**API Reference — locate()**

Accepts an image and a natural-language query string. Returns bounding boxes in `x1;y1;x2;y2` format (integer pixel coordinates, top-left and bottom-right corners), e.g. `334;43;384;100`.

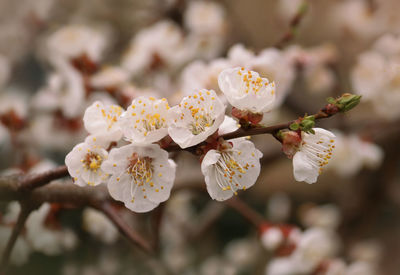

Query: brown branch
225;197;265;227
188;202;226;241
98;202;154;254
151;203;165;251
19;165;69;191
275;1;309;49
0;202;33;272
220;109;331;141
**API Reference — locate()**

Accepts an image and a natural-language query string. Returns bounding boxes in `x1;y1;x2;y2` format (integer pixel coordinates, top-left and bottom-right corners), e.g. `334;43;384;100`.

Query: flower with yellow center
201;138;262;201
83;101;124;145
218;67;276;113
292;128;336;184
120;96;170;145
65;138;109;187
168;89;225;148
101;144;176;213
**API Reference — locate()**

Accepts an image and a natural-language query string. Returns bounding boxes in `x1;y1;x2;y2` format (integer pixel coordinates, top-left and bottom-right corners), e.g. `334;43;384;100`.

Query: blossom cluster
65;66;338;213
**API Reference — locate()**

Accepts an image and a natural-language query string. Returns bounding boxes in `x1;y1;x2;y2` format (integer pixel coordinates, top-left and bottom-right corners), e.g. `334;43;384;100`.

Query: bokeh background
0;0;400;274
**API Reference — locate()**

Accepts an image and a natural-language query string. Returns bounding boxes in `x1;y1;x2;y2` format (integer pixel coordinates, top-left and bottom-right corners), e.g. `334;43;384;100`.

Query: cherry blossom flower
201;138;262;201
184;1;226;35
218;67;276;113
46;24;109;63
90;66;130;90
25;203;78;255
168;89;225;148
32;61;85;118
291;228;339;273
82;208;118;244
83;101;123;143
292;128;336;184
120;96;169;144
101;144;176;213
121;21;188;75
328;131;383;177
0;226;31;266
65;137;109;187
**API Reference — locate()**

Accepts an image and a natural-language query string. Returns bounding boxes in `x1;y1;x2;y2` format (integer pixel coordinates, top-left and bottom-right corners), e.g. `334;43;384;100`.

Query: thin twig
0;202;33;272
275;1;309;49
225;197;265;227
19;165;69;191
188;202;226;241
151;203;165;251
99;202;154;254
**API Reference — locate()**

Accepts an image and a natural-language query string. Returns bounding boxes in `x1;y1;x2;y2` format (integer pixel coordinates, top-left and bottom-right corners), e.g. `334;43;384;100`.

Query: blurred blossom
45;24;110;65
328;131;384;177
26;203;78;255
300;204;341;230
0;226;31;266
82;208;118;244
184;1;226;35
121;20;188;76
224;238;260;268
352;34;400;120
349;240;382;265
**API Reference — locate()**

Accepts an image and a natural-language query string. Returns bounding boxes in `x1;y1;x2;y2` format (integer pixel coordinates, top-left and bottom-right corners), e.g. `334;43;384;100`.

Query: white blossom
46;24;109;63
90;66;130;89
346;261;376;275
265;257;296;275
32;62;85;118
26;203;78;255
261;227;284;250
201;138;262;201
352;34;400;120
248;48;295;106
120;96;169;144
218;67;276;113
291;228;339;273
168;89;225;148
301;204;341;230
292;128;336;184
101;144;176;213
328;131;383;177
82;208;118;244
184;1;225;35
122;21;188;75
83;101;123;143
65;138;109;187
0;226;31;266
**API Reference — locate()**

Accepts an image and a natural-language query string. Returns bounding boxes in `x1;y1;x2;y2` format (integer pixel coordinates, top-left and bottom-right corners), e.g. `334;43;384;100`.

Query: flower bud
326;93;361;113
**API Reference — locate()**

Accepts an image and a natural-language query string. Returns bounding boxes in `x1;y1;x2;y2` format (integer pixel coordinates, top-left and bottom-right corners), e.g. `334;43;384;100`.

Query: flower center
214;150;249;194
301;138;335;174
237;68;272;95
100;105;122;130
126;153;154;203
189;108;214;135
139;113;166;135
82;152;102;172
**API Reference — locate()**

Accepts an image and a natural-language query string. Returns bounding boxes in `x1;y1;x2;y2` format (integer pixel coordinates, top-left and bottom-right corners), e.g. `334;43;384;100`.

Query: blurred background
0;0;399;274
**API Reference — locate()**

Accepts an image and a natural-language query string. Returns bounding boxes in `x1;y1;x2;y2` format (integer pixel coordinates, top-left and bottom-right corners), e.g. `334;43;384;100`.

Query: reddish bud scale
53;111;83;132
70;53;99;75
231;107;263;125
281;131;302;159
0;110;26;132
44;203;63;230
322;103;339;115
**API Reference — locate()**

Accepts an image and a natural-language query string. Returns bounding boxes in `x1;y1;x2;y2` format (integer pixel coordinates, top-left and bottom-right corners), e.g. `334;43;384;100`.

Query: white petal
293;151;318;184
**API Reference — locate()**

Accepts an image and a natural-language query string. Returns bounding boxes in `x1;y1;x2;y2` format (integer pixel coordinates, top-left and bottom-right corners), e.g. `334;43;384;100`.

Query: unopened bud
326;93;361;113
